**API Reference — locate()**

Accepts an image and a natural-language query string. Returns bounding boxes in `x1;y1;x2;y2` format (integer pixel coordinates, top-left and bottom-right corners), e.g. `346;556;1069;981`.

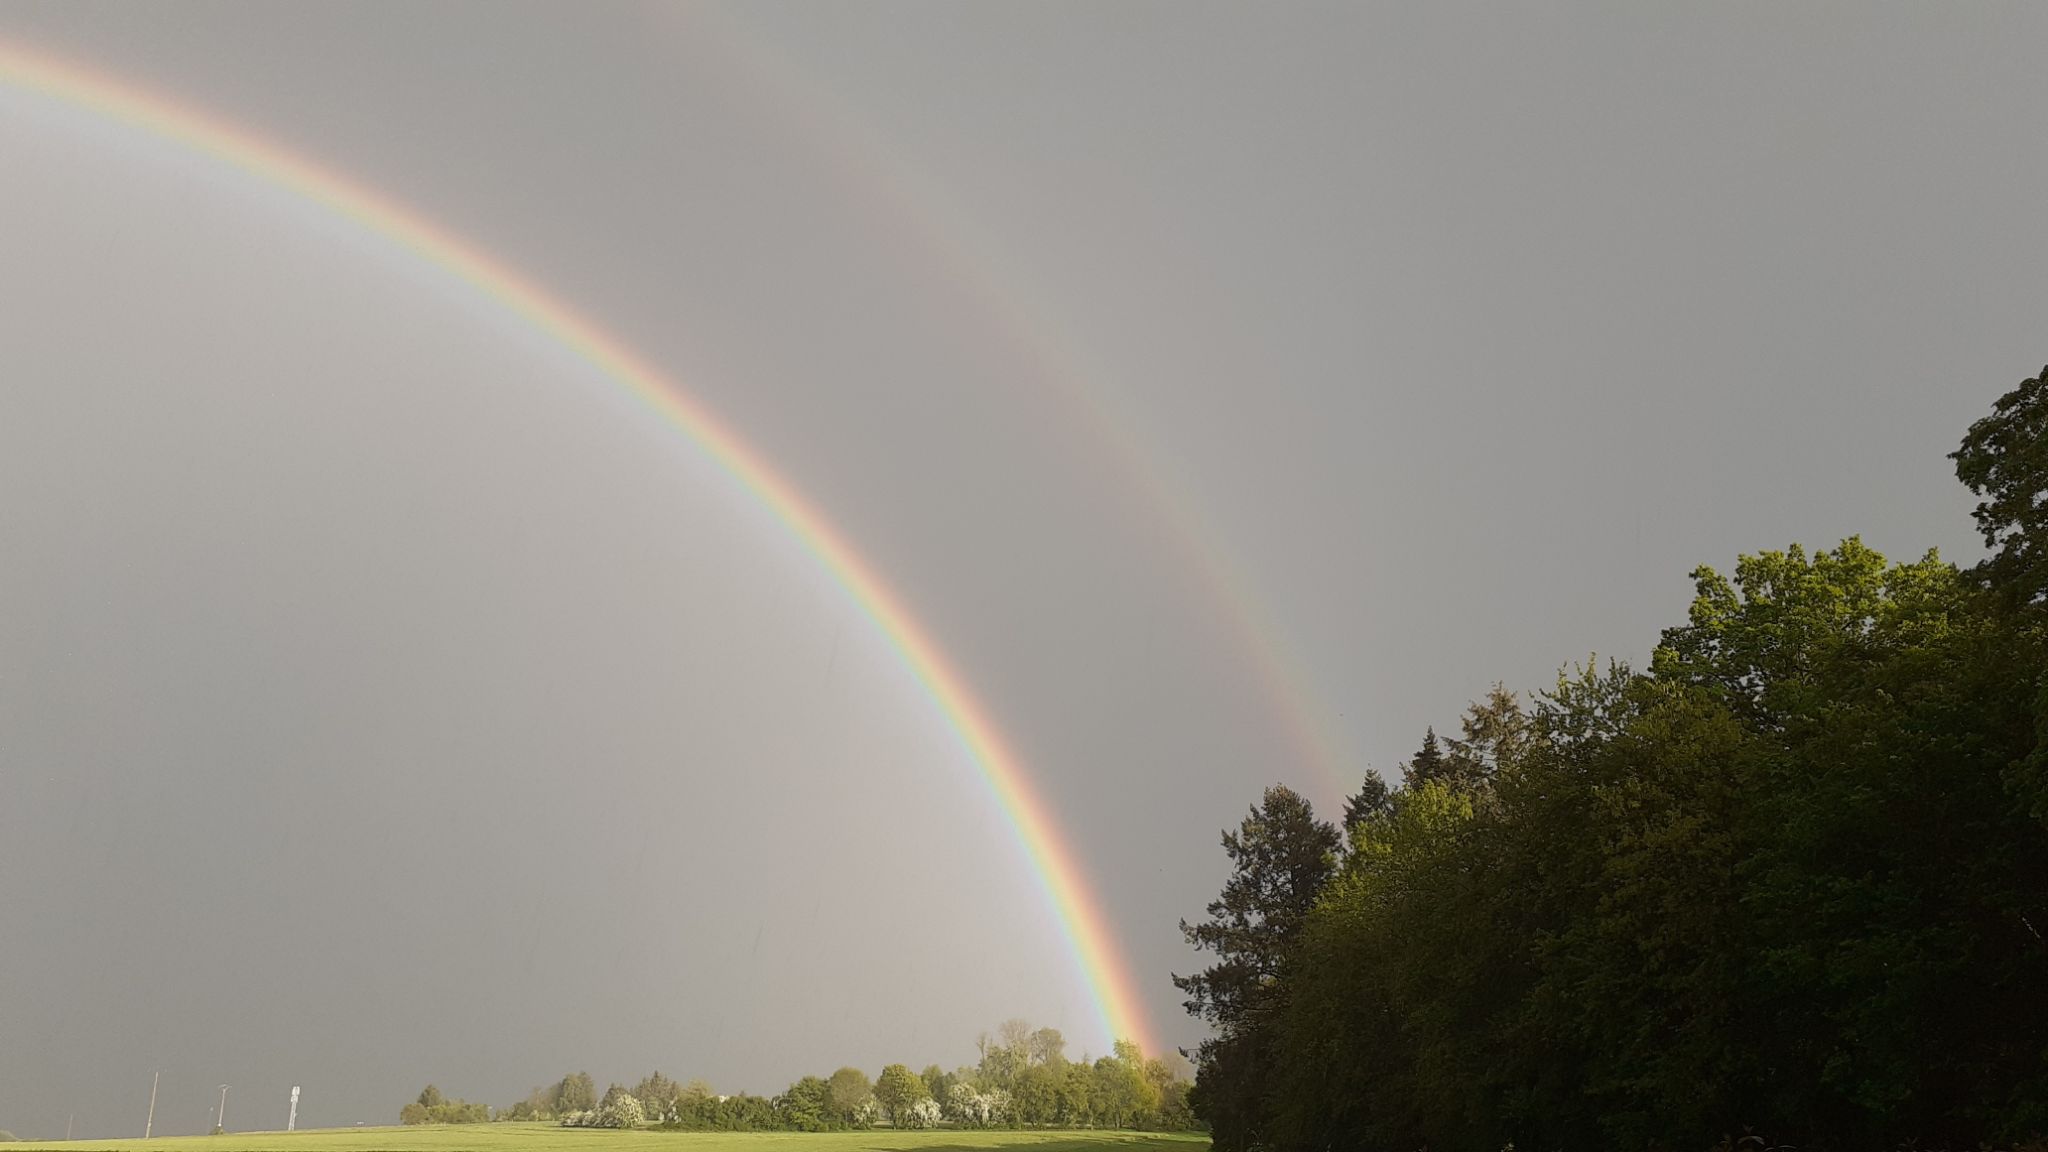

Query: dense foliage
398;1085;489;1125
398;1017;1193;1132
1180;366;2048;1150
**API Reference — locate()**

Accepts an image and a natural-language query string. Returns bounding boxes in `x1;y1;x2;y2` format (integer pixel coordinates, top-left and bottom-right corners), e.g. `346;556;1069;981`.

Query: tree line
1177;366;2048;1151
400;1017;1194;1132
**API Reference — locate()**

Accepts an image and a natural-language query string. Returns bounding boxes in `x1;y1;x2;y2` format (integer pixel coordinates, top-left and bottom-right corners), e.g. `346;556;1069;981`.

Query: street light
216;1086;229;1134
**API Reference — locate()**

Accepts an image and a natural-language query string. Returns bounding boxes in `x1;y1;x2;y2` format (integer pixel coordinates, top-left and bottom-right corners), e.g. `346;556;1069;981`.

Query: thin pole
145;1071;159;1138
216;1085;230;1133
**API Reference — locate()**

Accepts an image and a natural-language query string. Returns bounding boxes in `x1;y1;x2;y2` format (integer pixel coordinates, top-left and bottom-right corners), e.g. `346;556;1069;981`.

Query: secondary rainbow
684;7;1359;808
0;40;1155;1055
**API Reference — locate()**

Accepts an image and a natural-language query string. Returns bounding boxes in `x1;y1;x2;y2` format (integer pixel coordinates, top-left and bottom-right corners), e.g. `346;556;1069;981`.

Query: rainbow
683;7;1359;808
0;39;1155;1055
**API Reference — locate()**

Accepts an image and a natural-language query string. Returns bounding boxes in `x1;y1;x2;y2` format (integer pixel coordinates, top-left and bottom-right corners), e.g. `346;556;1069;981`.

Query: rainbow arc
0;39;1154;1056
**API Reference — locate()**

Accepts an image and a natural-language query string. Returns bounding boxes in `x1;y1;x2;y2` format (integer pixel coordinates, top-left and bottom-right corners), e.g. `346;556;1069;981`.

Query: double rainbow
0;40;1154;1056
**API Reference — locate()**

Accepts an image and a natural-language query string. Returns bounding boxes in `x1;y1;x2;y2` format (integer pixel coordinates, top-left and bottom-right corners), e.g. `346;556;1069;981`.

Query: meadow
7;1124;1208;1152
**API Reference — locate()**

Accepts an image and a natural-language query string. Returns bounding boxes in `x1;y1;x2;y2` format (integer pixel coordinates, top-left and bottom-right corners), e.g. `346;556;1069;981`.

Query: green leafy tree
872;1064;928;1126
631;1072;679;1121
1144;1055;1196;1131
1027;1026;1066;1067
774;1076;834;1131
400;1085;490;1125
825;1067;872;1126
917;1065;952;1111
1955;364;2048;602
551;1072;596;1116
1012;1062;1061;1125
1090;1041;1160;1129
1056;1060;1095;1126
1262;417;2048;1152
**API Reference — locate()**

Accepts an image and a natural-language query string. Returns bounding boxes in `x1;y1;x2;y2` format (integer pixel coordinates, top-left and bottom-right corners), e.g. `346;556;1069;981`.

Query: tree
505;1085;554;1121
1145;1055;1196;1130
1398;727;1449;788
903;1097;942;1129
918;1065;953;1110
872;1064;928;1126
775;1076;834;1131
1261;490;2048;1149
1057;1060;1095;1126
1342;771;1391;833
1013;1062;1061;1125
1954;364;2048;602
1092;1042;1160;1129
825;1067;872;1126
1175;785;1340;1150
551;1072;596;1116
631;1072;680;1121
1028;1026;1067;1067
400;1086;489;1125
947;1082;1010;1127
1442;683;1529;791
592;1092;643;1129
978;1039;1023;1090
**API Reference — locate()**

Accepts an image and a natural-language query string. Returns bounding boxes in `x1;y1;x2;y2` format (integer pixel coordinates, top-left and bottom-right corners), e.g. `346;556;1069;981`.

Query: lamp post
216;1086;229;1133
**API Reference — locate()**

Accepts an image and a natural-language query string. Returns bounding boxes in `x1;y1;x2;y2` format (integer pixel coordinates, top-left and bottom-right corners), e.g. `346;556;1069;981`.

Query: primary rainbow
0;40;1155;1056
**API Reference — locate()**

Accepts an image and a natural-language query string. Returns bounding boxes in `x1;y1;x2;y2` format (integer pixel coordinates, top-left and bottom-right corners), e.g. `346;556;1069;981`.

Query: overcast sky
2;1;2043;1139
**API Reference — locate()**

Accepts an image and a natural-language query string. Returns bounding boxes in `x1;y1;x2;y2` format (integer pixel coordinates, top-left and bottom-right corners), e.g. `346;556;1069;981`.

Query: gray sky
1;1;2042;1139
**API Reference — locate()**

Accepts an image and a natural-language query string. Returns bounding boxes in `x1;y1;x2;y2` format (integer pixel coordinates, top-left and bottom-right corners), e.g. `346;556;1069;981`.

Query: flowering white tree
946;1083;1012;1128
946;1082;980;1125
903;1097;943;1129
593;1094;644;1129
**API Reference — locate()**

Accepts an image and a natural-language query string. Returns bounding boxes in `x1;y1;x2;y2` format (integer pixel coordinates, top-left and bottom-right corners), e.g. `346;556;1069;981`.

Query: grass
6;1123;1208;1152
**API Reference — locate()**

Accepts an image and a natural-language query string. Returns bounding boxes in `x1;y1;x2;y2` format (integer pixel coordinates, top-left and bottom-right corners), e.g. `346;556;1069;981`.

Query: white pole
217;1085;230;1133
287;1087;300;1133
145;1071;159;1138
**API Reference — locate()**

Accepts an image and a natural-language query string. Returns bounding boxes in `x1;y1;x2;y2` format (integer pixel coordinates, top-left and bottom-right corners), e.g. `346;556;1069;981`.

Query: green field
6;1125;1207;1152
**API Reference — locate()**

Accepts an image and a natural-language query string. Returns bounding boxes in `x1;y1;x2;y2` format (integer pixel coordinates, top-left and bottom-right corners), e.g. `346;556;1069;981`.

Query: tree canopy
1184;367;2048;1150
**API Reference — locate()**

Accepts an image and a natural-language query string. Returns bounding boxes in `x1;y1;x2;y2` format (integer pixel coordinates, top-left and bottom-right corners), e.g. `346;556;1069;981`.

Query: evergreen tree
1398;728;1449;789
1341;772;1391;833
1175;785;1339;1151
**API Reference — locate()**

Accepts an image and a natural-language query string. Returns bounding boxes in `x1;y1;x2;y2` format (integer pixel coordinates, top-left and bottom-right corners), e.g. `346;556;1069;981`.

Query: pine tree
1175;786;1339;1151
